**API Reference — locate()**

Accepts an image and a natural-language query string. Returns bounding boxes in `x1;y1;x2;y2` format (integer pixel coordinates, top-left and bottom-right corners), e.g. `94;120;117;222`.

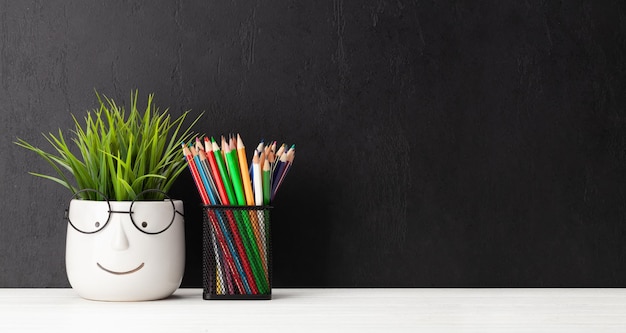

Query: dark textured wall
1;1;626;287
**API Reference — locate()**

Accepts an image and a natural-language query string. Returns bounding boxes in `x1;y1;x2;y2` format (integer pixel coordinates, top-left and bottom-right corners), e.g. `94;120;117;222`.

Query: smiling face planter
65;197;185;301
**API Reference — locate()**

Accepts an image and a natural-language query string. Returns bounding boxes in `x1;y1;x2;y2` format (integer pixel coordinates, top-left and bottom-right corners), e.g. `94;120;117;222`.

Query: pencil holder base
202;292;272;300
202;205;272;300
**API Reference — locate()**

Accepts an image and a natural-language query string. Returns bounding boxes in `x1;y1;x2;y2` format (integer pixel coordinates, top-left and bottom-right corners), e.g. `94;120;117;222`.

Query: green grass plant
15;90;201;201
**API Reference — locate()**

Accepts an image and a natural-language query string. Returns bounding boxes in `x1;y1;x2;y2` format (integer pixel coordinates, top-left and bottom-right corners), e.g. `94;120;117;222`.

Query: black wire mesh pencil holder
202;205;272;300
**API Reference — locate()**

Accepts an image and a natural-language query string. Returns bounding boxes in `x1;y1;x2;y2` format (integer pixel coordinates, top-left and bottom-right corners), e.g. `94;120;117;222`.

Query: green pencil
262;160;271;205
224;136;247;206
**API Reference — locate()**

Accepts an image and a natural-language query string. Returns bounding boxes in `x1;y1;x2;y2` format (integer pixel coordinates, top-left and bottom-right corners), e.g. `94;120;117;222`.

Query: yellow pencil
236;133;255;206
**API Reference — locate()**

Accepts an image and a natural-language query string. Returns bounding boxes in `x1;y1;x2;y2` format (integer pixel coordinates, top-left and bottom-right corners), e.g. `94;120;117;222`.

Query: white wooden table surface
1;288;625;332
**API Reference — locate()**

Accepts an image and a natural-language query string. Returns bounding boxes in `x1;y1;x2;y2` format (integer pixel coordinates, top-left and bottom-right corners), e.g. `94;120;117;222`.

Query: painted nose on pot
110;217;130;251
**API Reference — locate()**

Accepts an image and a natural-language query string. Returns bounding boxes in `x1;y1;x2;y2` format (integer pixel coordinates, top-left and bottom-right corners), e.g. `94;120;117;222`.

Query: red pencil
204;137;230;205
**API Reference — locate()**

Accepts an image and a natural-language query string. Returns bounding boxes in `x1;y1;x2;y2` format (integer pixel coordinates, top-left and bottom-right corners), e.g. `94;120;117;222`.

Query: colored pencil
237;133;255;206
272;143;284;175
191;146;219;206
248;140;264;176
224;136;246;206
252;151;263;206
204;137;228;204
182;144;210;205
272;144;295;201
245;147;267;277
271;151;288;201
262;159;271;205
195;138;219;202
252;151;268;272
212;138;237;205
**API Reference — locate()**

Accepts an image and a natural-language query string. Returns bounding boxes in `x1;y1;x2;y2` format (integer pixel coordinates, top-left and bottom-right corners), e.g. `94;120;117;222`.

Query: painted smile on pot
97;262;145;275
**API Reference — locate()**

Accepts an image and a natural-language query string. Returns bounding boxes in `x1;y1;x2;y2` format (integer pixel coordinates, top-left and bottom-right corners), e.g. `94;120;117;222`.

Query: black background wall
1;1;626;288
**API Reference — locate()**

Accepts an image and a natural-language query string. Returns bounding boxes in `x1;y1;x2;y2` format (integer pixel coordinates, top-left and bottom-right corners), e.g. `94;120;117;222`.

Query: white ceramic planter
65;199;185;301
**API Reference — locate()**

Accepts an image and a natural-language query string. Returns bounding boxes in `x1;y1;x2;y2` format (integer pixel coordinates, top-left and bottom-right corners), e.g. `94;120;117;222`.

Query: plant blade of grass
27;172;76;192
